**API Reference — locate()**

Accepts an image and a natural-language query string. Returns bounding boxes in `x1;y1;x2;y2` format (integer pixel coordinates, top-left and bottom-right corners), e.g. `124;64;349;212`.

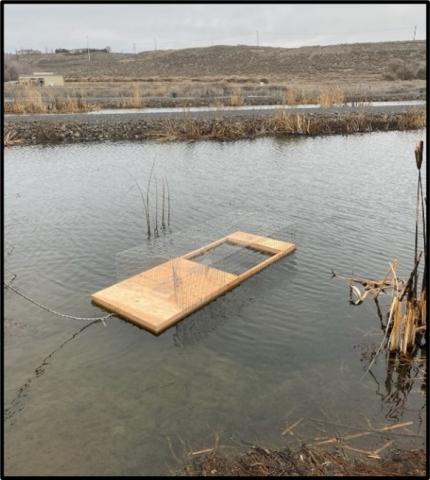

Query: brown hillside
7;41;426;82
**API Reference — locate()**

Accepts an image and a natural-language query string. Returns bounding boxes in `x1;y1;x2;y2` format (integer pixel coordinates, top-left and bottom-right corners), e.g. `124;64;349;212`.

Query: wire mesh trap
92;211;297;334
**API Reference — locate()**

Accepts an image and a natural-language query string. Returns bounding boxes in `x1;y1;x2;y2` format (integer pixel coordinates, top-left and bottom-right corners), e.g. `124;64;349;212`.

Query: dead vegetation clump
184;445;426;476
4;129;23;147
333;142;426;358
228;93;245;107
176;415;425;476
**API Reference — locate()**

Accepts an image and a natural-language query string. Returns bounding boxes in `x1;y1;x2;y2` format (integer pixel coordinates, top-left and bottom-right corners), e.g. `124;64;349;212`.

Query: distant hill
6;41;426;82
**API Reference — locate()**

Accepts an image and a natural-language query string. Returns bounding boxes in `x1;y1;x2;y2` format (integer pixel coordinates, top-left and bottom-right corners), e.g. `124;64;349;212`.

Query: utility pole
256;30;260;47
86;35;91;62
413;25;417;41
154;38;158;51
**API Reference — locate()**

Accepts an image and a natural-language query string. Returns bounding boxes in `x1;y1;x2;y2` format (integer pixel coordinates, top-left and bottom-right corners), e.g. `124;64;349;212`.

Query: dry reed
229;93;244;107
319;85;346;107
117;83;146;108
333;141;426;356
4;129;23;147
283;87;305;106
4;85;95;113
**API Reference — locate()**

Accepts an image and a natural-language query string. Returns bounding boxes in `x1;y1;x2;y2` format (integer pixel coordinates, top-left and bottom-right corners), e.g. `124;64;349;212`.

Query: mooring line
4;278;116;424
4;282;114;324
5;319;101;424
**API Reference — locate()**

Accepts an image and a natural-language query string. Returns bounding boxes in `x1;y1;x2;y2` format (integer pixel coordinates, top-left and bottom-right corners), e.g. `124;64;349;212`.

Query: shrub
384;60;424;81
4;58;32;82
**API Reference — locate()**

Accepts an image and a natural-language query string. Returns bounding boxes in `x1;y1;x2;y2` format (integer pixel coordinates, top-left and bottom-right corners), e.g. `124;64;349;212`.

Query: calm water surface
4;131;426;475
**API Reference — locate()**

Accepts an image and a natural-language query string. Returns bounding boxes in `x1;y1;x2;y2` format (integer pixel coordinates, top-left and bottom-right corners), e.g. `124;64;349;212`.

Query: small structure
92;231;296;334
18;72;64;87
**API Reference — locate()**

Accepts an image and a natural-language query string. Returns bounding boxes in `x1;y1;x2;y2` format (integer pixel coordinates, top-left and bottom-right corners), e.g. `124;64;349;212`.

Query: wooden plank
91;231;296;334
226;231;294;254
182;236;228;259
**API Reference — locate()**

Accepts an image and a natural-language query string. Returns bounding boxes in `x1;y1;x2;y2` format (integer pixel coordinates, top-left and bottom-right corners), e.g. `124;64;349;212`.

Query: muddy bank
184;445;426;476
5;108;425;146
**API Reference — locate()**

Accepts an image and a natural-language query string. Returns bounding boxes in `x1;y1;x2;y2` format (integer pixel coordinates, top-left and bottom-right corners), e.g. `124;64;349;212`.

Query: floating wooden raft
91;231;296;334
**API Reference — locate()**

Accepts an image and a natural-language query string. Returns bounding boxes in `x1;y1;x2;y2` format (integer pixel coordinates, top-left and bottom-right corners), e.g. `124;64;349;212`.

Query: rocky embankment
4;106;426;146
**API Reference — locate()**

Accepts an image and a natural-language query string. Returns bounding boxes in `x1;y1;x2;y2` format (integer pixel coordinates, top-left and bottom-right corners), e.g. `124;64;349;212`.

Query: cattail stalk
166;178;171;227
144;158;156;238
154;175;159;236
161;178;166;230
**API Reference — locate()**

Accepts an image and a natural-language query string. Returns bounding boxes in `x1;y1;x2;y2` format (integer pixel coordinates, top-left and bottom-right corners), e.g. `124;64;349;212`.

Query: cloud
4;3;426;53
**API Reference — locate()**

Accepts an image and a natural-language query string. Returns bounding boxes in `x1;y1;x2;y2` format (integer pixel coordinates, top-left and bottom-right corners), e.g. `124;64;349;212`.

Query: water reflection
357;341;426;422
383;351;427;422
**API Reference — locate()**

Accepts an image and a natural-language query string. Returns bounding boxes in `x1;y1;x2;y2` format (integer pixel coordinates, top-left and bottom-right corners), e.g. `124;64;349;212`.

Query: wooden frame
91;231;296;334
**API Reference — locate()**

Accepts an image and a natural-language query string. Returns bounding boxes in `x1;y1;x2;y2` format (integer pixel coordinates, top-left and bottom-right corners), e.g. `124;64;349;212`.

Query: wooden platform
91;231;296;334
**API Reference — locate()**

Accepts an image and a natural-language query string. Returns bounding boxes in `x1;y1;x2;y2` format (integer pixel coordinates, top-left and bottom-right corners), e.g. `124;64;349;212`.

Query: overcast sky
4;3;426;53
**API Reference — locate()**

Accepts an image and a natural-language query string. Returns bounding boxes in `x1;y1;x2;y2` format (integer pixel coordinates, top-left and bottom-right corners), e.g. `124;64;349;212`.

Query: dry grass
4;86;44;113
319;85;346;107
282;86;320;106
283;87;304;106
4;76;425;113
154;110;425;142
229;94;245;107
283;85;350;107
117;83;146;108
4;85;95;113
270;111;312;134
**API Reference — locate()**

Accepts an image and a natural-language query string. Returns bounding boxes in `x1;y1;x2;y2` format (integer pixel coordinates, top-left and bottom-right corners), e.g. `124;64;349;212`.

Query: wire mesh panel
93;210;297;334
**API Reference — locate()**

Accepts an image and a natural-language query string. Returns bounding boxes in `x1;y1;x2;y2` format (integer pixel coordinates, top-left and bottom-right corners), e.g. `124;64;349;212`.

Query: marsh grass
228;91;245;107
319;85;346;107
281;87;313;106
270;111;312;134
4;85;95;113
5;108;425;146
283;87;304;106
117;83;146;108
158;110;425;141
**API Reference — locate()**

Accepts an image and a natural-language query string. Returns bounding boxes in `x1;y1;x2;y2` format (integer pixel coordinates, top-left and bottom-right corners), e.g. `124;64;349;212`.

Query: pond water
4;130;426;475
88;99;426;114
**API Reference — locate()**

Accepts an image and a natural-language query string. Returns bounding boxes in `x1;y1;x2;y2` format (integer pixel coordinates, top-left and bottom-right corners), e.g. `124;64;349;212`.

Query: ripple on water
4;130;426;475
